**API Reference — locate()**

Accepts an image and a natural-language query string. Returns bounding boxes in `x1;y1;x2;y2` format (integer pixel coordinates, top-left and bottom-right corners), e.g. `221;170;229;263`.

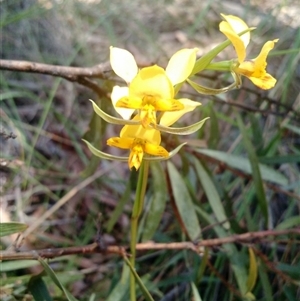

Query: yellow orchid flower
110;47;200;127
107;116;168;170
219;14;278;90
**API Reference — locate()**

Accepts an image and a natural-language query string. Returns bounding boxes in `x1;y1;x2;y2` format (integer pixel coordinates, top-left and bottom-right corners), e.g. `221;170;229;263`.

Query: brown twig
0;60;110;79
0;59;111;97
1;229;299;261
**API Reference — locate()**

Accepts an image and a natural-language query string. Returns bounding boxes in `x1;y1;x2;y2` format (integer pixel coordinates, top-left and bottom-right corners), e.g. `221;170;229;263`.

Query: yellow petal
253;39;278;74
219;14;250;63
221;14;250;48
139;106;157;128
152;98;184;111
110;46;138;83
165;48;198;85
129;65;174;100
111;85;135;119
144;142;169;157
248;73;277;90
120;116;161;145
160;98;201;127
116;96;143;109
128;144;144;170
107;137;133;149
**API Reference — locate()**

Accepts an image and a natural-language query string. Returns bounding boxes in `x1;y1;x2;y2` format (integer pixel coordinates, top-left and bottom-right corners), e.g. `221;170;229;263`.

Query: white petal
110;47;138;83
165;48;198;85
111;86;135;120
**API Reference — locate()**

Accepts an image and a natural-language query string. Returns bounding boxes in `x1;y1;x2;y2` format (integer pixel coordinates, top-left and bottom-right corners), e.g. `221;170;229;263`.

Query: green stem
130;161;150;301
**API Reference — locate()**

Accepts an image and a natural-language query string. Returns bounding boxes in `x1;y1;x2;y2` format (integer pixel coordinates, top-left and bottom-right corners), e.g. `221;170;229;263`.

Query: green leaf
123;256;155;301
156;117;209;135
191;282;202;301
282;123;300;135
90;99;139;126
0;222;28;237
167;161;201;240
0;260;40;272
38;258;79;301
237;114;268;225
195;149;288;186
191;28;254;74
83;139;188;163
275;216;300;230
187;78;237;95
195;206;248;294
28;276;53;301
141;162;168;242
91;98;209;135
246;248;258;294
106;263;130;301
193;158;230;229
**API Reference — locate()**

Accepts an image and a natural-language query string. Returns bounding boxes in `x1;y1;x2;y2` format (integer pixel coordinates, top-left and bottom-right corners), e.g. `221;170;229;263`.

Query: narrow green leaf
83;139;188;162
28;276;53;301
275;216;300;230
167;161;201;240
105;179;132;233
0;222;28;237
156;117;209;135
282;123;300;135
90;99;139;125
82;139;128;162
187;78;237;95
38;258;79;301
207;104;220;149
0;260;40;272
246;248;258;293
91;98;209;135
142;162;168;242
123;256;155;301
258;265;273;301
193;158;230;229
106;263;130;301
191;282;202;301
195;206;248;294
237;114;268;225
196;247;209;283
195;149;288;186
259;155;300;164
191;28;254;74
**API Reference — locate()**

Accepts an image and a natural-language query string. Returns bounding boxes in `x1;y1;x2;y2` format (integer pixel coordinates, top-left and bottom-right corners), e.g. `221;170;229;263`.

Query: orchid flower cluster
84;14;278;170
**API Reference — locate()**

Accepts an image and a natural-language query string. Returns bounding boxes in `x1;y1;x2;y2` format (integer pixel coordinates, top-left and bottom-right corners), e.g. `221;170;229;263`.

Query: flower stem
130;161;150;301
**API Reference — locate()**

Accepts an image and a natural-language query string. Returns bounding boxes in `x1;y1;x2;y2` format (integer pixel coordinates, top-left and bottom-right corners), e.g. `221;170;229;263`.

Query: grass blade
167;161;201;241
